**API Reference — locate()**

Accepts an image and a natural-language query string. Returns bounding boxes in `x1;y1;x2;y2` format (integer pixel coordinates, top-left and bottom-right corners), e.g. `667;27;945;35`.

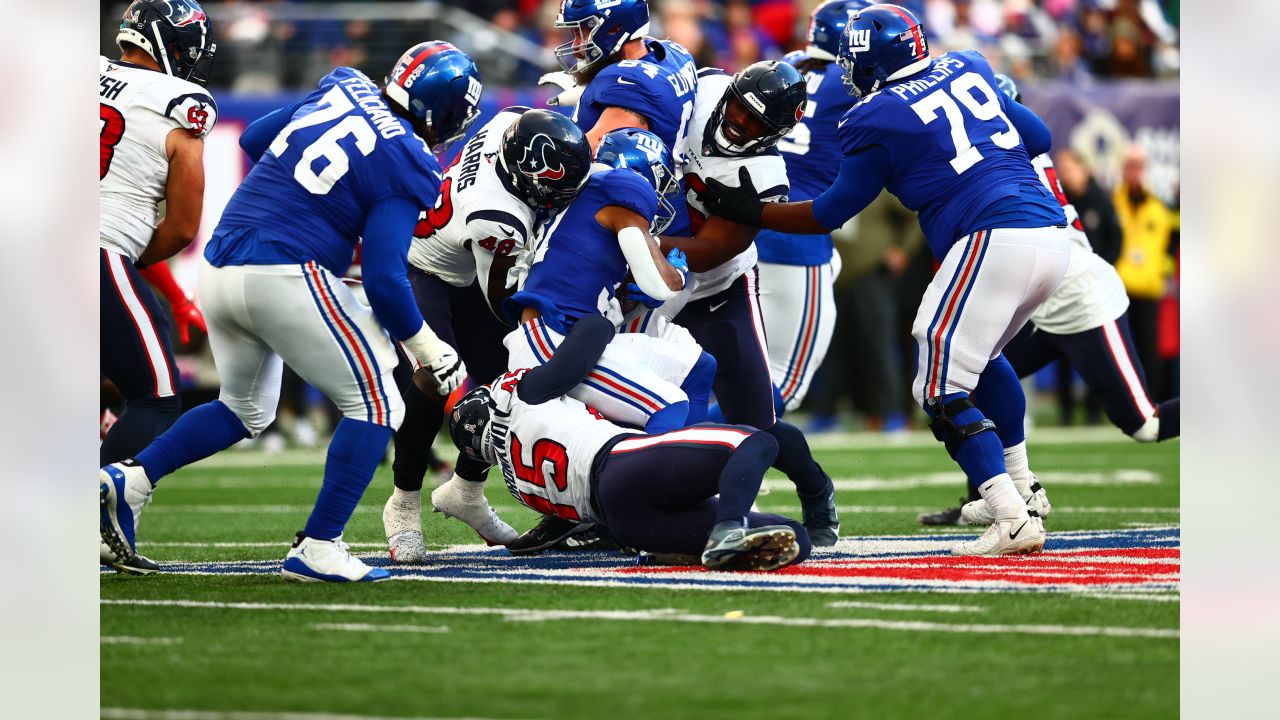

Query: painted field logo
129;527;1179;596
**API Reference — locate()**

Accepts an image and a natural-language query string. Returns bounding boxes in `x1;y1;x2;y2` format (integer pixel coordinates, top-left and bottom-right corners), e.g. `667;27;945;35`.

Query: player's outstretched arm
1003;100;1053;158
518;314;614;405
598;205;687;301
139;128;205;266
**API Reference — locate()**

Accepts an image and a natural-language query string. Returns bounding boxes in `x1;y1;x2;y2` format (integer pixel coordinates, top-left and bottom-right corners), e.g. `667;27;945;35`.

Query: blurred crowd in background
99;0;1181;447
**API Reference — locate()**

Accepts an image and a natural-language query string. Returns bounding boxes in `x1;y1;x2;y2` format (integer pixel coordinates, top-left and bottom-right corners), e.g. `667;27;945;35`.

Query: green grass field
101;427;1179;720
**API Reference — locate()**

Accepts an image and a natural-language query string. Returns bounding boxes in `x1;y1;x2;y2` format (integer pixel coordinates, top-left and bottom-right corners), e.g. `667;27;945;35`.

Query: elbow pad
617;226;679;302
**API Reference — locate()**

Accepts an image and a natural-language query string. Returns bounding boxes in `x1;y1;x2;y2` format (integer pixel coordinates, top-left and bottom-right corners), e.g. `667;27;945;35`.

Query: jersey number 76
910;72;1020;175
268;86;377;194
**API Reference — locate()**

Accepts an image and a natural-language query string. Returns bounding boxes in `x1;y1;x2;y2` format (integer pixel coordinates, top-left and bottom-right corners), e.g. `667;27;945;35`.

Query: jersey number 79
910;72;1020;175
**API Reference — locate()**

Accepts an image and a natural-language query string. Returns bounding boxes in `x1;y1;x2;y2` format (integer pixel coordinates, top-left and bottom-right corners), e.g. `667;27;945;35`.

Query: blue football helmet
993;73;1021;104
594;128;678;234
554;0;651;75
384;41;483;150
836;4;931;97
806;0;871;62
116;0;217;86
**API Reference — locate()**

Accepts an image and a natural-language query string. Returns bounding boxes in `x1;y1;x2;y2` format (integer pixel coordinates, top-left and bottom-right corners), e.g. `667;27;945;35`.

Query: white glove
539;70;584;108
403;324;467;395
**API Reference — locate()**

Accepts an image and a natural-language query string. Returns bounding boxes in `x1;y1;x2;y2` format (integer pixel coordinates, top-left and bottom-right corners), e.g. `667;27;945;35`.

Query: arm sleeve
517;314;614;404
1005;100;1052;158
360;196;427;341
812;145;892;230
239;101;303;162
618;226;678;301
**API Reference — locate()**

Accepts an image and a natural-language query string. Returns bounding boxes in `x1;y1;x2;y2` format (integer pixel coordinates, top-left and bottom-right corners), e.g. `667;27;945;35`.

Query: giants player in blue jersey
698;5;1071;556
755;1;867;412
100;42;483;582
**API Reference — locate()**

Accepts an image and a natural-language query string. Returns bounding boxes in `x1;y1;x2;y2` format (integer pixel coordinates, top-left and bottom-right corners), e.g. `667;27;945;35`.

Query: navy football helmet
498;109;593;211
595;128;678;234
806;0;872;62
385;41;483;150
706;61;807;156
836;3;931;97
116;0;217;86
554;0;651;75
994;73;1022;104
449;386;495;464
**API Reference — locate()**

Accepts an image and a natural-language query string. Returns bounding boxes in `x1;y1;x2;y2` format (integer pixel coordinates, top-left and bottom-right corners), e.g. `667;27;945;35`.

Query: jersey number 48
910;72;1020;175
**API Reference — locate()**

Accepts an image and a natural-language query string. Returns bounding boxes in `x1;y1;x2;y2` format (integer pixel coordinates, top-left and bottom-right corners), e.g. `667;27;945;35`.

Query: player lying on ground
442;313;812;571
384;108;594;564
100;42;481;582
919;74;1179;526
696;4;1069;556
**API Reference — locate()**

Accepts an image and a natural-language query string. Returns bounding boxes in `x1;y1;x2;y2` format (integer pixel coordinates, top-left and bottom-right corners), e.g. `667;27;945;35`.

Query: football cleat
799;475;841;547
383;492;428;564
701;522;800;572
100;460;156;574
553;524;622;552
949;512;1045;556
960;477;1052;525
506;515;592;556
918;499;966;526
281;533;390;583
430;477;518;546
100;541;159;575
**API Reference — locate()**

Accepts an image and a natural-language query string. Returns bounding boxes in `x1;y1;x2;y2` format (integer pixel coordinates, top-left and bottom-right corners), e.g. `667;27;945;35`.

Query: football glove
539;71;584;108
403;327;467;395
171;298;206;344
666;247;690;287
698;167;765;226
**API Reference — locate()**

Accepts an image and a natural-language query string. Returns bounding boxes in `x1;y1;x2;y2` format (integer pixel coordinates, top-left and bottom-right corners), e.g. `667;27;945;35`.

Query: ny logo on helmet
847;27;871;54
518;134;567;181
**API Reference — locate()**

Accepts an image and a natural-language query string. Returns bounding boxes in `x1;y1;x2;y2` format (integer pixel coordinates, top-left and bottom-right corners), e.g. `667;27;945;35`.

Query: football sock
714;432;779;524
766;421;829;498
134;400;250;485
391;382;444;493
303;418;394;541
977;473;1025;520
705;402;725;423
1156;398;1179;441
645;400;689;434
680;351;718;425
971;354;1026;448
100;394;181;466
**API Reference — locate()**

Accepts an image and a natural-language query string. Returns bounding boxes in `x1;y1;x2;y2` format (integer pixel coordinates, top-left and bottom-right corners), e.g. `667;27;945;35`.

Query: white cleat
431;477;518;546
383;492;429;564
950;512;1045;556
100;460;158;574
961;475;1052;525
281;534;390;583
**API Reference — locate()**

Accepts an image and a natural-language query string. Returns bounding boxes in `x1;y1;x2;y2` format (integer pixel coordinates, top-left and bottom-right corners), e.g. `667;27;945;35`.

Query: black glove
697;166;765;227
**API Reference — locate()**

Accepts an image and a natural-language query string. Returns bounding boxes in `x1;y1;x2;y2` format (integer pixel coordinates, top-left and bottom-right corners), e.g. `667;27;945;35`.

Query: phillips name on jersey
408;108;537;302
99;56;217;262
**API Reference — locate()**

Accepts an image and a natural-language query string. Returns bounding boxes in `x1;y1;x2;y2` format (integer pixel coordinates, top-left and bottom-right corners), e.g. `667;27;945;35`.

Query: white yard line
310;623;449;634
762;469;1160;493
826;601;983;613
100;636;183;646
146;504;1178;515
101;709;521;720
101;599;1176;639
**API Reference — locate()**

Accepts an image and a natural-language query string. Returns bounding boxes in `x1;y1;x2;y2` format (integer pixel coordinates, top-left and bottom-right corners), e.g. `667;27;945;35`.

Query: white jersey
99;56;217;262
407;110;536;302
680;71;790;301
485;369;639;523
1029;154;1129;335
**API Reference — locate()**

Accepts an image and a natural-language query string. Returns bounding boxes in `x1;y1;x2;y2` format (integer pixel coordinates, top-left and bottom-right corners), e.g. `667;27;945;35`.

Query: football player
100;42;481;581
99;0;216;471
383;108;594;563
755;1;868;412
697;5;1070;556
647;61;843;548
919;75;1180;525
445;314;812;571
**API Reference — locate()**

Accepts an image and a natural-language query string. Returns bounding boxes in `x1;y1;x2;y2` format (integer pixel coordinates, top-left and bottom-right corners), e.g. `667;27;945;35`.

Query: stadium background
98;0;1181;446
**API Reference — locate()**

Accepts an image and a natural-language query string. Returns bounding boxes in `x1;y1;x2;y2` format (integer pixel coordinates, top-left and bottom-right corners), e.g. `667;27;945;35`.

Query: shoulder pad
697;67;729;79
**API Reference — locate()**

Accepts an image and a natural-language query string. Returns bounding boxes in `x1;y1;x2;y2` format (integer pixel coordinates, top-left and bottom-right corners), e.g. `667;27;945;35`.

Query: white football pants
757;256;839;411
198;260;404;436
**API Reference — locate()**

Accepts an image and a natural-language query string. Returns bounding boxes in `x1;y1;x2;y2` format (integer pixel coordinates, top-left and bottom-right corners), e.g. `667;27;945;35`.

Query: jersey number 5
100;103;126;180
910;73;1019;175
268;85;377;195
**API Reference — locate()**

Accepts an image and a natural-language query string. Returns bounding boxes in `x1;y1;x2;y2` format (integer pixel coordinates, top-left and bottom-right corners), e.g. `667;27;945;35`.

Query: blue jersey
206;67;442;275
836;50;1064;258
573;39;697;156
506;169;657;334
756;60;858;267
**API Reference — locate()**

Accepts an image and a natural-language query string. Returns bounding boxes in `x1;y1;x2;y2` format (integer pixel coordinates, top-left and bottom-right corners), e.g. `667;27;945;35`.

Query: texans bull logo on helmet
167;0;208;27
516;133;567;181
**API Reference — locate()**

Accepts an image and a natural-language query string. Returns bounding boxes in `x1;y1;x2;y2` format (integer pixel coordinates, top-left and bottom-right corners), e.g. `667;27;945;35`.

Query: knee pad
924;395;997;458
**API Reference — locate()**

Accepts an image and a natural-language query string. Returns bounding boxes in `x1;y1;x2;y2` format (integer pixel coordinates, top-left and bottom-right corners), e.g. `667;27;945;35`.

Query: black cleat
799;474;840;547
552;524;621;551
507;515;594;556
918;498;967;526
701;522;799;572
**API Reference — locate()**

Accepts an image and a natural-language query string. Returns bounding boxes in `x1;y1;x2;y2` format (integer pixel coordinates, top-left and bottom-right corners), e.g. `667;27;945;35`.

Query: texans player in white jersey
637;62;843;548
443;314;812;571
382;108;594;563
99;0;216;573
